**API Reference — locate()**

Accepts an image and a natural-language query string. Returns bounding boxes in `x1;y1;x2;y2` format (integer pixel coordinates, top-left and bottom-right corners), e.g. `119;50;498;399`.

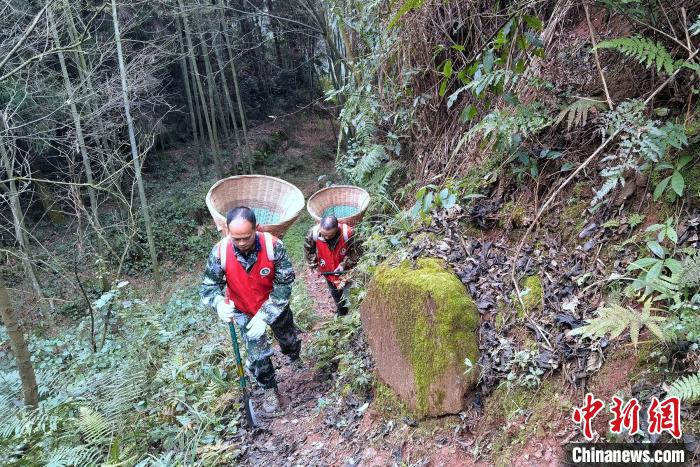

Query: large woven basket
206;175;305;238
306;185;370;226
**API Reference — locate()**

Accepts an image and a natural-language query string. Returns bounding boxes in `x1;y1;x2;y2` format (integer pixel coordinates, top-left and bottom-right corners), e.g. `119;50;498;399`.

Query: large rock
360;258;480;417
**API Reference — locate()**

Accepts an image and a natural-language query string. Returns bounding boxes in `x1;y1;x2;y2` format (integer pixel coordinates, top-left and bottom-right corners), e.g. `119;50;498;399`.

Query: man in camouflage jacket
200;206;301;413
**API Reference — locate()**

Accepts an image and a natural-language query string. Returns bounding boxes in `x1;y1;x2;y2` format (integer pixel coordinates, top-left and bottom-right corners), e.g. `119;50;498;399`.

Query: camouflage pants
325;279;349;316
232;305;301;389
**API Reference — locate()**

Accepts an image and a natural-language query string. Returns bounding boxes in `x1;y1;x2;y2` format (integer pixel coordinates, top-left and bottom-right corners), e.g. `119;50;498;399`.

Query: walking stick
225;300;257;429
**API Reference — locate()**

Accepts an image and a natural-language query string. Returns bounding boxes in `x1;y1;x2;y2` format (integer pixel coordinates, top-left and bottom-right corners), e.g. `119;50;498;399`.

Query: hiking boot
262;387;282;414
244;358;254;379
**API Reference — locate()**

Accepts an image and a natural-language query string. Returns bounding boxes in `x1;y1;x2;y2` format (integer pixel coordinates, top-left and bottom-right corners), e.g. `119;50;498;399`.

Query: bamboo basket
206;175;305;238
306;185;370;226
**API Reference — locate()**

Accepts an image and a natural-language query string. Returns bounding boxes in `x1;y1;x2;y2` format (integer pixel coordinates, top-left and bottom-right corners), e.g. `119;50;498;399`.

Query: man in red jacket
304;215;359;316
200;206;301;414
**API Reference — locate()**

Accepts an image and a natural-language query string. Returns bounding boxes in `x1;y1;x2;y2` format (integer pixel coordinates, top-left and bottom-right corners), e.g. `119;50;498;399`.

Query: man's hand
216;299;235;323
333;264;344;273
246;313;267;340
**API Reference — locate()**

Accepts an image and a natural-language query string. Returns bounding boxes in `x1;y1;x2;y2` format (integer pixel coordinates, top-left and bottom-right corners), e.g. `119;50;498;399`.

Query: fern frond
352;144;387;182
364;160;400;197
680;252;700;289
568;302;668;345
81;366;147;421
78;406;112;445
45;444;103;467
595;36;680;74
690;15;700;36
667;373;700;402
555;97;607;130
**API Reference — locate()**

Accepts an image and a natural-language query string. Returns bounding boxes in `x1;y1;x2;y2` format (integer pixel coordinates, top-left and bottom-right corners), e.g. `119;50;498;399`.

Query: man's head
319;215;339;241
226;206;257;252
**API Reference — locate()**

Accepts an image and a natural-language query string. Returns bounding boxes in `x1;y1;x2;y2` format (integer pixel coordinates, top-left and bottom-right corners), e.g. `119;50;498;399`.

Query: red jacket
315;223;353;287
219;232;276;316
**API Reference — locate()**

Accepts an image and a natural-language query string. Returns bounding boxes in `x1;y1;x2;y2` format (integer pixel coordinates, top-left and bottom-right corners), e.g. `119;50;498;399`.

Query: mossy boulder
360;258;480;417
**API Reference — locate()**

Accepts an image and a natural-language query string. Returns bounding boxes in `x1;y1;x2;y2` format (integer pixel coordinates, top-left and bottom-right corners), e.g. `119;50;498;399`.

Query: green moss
561;196;588;236
494;298;509;330
683;162;700;204
373;258;480;415
485;380;572;466
373;381;410;417
500;201;528;228
511;275;543;319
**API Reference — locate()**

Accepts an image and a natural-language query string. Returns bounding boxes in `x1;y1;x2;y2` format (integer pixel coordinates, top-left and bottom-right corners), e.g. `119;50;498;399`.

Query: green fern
568;301;667;346
679;252;700;290
554;97;607;130
365;160;400;197
352;144;387;180
44;445;102;467
595;35;680;74
667;373;700;402
690;15;700;36
78;407;112;445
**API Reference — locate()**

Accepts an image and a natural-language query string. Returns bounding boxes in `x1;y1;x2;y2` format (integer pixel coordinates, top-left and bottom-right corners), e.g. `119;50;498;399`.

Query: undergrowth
0;284;243;465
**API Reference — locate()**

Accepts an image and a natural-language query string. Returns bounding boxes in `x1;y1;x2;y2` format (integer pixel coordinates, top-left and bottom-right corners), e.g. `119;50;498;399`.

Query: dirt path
223;116;485;466
218;114;573;466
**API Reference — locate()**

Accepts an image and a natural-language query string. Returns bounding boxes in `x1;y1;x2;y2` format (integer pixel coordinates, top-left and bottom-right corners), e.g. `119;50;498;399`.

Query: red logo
609;396;641;436
572;393;605;440
573;394;682;440
647;396;682;439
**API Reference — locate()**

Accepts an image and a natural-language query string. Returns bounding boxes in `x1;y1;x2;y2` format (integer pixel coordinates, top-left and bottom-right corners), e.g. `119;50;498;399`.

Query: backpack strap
263;232;275;261
219;237;229;272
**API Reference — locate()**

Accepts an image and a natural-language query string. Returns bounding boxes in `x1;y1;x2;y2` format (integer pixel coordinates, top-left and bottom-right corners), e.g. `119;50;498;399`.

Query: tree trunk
49;8;115;258
0;131;49;317
266;0;284;68
0;276;38;408
111;0;160;282
62;0;112;155
199;29;230;144
220;0;254;171
212;29;243;165
178;0;224;178
174;13;205;179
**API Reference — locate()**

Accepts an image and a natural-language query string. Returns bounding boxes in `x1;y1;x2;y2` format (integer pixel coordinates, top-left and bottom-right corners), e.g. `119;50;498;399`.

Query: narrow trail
166;114;567;466
220;115;370;465
224;116;483;466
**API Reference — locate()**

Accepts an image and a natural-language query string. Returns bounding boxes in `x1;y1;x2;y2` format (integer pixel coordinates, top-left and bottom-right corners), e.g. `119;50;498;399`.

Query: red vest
315;223;353;286
220;232;276;317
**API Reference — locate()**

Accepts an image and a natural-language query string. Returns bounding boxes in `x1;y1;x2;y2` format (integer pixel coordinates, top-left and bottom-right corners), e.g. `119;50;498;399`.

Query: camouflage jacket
303;226;359;271
199;234;295;325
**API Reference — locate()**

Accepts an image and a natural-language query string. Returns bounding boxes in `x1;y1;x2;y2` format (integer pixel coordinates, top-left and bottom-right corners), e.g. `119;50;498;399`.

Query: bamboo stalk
111;0;160;282
178;0;224;178
175;12;205;178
